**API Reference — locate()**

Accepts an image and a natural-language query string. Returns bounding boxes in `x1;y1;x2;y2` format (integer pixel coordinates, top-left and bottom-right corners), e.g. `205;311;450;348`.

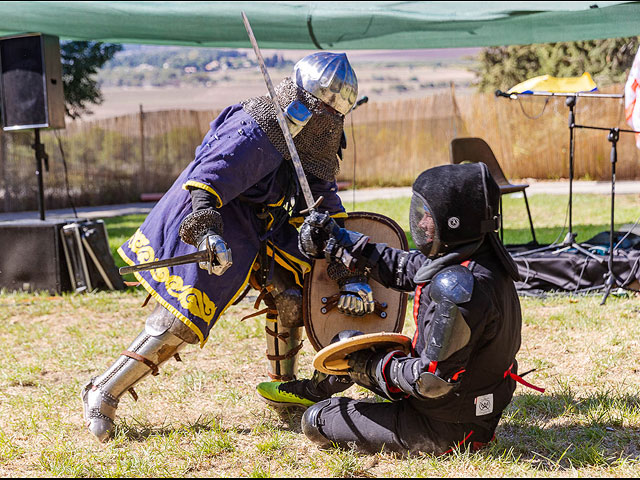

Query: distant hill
98;45;292;87
97;45;480;88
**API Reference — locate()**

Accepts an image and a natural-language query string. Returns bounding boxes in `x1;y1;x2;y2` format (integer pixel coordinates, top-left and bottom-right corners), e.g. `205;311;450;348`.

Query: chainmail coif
241;77;343;182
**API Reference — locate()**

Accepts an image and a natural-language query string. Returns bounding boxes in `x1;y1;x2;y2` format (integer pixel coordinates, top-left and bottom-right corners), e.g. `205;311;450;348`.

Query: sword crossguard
299;196;324;215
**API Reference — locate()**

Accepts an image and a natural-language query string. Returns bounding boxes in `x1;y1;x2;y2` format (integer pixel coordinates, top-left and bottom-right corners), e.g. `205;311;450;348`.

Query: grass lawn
0;193;639;477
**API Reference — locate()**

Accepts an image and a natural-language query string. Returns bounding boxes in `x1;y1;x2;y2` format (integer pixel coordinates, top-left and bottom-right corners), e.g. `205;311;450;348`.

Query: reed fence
0;85;637;212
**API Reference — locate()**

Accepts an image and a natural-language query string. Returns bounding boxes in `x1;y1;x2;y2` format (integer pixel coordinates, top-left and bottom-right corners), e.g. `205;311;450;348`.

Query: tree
473;37;640;93
61;41;123;119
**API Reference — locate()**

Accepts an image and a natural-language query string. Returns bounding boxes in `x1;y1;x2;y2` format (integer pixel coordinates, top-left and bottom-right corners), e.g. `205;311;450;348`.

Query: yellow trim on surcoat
119;229;219;347
264;242;310;287
182;180;223;208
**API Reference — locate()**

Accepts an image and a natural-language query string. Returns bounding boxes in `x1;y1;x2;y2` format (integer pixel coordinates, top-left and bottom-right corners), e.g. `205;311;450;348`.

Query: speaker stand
32;128;49;221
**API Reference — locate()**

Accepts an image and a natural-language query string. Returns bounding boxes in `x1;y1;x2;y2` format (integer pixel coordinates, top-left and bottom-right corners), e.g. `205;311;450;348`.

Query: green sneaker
256;380;318;408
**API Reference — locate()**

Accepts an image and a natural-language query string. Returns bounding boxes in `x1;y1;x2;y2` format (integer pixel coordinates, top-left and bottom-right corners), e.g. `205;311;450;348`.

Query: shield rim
303;211;410;352
312;332;412;375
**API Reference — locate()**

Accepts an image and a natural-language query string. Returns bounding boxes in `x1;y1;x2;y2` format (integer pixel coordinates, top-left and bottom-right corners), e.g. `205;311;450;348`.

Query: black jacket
360;240;522;424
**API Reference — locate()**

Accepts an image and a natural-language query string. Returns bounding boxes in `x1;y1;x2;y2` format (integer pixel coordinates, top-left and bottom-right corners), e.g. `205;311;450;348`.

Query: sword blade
241;12;317;211
119;250;209;275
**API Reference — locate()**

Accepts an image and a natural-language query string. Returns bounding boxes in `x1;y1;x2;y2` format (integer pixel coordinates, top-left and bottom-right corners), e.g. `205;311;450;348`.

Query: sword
119;250;215;275
241;12;322;213
121;15;321;277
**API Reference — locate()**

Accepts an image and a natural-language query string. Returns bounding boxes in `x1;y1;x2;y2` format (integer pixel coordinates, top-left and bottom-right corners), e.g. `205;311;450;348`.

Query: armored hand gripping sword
120;13;320;276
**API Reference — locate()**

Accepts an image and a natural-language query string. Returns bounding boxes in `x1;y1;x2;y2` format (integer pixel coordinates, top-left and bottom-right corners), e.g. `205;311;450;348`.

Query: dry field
1;195;640;477
92;62;475;119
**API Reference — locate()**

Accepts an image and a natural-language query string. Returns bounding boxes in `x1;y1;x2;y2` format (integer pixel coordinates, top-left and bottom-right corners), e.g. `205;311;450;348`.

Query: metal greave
265;319;303;381
82;327;186;442
93;329;186;397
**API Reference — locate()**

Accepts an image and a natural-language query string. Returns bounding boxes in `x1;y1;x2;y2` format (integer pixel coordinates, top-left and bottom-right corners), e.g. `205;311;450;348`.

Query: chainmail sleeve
178;187;224;247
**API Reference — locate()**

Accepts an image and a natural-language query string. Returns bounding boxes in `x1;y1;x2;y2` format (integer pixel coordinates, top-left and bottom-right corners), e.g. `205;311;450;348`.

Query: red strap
451;369;466;381
412;283;424;349
508;371;546;393
504;364;545;393
428;361;438;374
442;430;474;455
460;260;471;268
472;434;495;452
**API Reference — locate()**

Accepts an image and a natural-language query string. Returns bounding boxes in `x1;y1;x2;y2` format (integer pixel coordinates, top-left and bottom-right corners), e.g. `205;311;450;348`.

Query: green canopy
0;1;639;49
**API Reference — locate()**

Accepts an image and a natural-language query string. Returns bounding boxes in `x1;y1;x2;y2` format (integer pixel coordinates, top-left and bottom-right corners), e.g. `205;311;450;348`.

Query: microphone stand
496;90;623;262
32;128;49;221
569;124;640;304
347;96;368;210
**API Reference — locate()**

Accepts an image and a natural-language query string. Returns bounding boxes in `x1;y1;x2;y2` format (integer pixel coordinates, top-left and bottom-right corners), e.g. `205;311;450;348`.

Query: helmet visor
409;193;438;256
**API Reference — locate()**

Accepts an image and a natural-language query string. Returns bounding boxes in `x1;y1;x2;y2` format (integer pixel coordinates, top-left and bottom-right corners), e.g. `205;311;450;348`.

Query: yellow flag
507;72;597;94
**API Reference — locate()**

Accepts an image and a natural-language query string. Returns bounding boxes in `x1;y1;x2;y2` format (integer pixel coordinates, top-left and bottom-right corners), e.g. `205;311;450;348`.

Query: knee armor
82;304;194;442
262;265;305;381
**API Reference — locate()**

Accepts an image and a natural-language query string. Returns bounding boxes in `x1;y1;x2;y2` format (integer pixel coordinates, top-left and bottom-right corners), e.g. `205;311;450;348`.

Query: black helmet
409;163;519;280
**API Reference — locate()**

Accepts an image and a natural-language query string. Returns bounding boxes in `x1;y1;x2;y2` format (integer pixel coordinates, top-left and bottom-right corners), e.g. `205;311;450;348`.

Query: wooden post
449;81;457;139
139;104;145;195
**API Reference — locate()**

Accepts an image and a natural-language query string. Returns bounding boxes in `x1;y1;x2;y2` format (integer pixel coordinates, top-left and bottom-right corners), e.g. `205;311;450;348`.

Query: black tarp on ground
508;231;640;295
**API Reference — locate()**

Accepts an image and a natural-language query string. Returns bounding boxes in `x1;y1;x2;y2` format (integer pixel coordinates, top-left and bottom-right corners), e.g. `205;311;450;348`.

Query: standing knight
81;52;373;442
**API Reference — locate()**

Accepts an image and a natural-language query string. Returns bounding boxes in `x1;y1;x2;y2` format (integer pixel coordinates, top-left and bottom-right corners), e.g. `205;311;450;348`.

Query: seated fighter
280;163;537;454
81;52;375;442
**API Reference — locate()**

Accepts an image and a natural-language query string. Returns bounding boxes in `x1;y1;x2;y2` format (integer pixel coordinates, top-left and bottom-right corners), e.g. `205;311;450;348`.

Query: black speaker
0;33;65;131
0;219;124;294
0;219;72;294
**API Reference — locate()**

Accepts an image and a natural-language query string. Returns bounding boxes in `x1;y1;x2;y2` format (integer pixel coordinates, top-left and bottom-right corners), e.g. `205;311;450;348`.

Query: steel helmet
293;52;358;115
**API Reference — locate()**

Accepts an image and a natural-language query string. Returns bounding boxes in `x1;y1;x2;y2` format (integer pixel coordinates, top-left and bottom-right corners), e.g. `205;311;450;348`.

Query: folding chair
450;137;537;244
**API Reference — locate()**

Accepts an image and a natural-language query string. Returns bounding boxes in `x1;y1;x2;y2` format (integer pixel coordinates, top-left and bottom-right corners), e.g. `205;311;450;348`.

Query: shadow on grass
491;391;640;470
115;414;252;442
265;405;305;433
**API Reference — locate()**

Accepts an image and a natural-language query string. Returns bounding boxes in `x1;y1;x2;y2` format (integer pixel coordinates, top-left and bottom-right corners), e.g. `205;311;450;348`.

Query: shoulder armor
430;265;474;304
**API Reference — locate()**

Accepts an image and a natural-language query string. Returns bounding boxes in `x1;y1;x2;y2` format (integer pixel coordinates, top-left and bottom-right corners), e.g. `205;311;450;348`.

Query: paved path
0;180;638;223
338;180;640;203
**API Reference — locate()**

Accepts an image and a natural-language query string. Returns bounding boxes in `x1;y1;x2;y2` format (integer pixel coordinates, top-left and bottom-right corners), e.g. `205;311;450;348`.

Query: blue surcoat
118;105;346;345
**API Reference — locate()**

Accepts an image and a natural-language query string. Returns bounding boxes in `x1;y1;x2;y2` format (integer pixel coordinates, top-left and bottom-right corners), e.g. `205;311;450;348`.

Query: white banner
625;47;640;148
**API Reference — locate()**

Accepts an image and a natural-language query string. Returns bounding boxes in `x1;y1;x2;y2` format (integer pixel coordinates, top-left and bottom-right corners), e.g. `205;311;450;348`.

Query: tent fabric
0;2;639;50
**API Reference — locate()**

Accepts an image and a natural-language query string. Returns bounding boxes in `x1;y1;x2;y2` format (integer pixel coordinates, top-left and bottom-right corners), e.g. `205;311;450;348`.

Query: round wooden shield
303;211;409;352
313;332;412;375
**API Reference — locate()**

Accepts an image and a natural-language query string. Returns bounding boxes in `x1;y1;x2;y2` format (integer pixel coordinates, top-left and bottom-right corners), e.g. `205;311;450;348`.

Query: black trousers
313;396;500;454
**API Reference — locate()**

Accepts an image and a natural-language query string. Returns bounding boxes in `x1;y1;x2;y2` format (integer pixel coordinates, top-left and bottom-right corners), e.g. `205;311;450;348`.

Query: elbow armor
417;265;473;398
384;265;473;400
426;265;473;362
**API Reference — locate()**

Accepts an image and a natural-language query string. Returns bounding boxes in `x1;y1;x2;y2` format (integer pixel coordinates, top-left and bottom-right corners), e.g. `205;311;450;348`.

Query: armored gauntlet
327;263;375;316
179;207;232;275
299;211;369;269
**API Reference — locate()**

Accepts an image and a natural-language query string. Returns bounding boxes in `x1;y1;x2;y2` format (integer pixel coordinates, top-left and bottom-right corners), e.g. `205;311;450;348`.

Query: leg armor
81;304;198;442
264;264;305;381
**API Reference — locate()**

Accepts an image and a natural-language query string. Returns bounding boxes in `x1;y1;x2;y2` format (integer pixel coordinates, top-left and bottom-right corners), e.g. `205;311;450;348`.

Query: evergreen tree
61;41;123;119
474;37;639;93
